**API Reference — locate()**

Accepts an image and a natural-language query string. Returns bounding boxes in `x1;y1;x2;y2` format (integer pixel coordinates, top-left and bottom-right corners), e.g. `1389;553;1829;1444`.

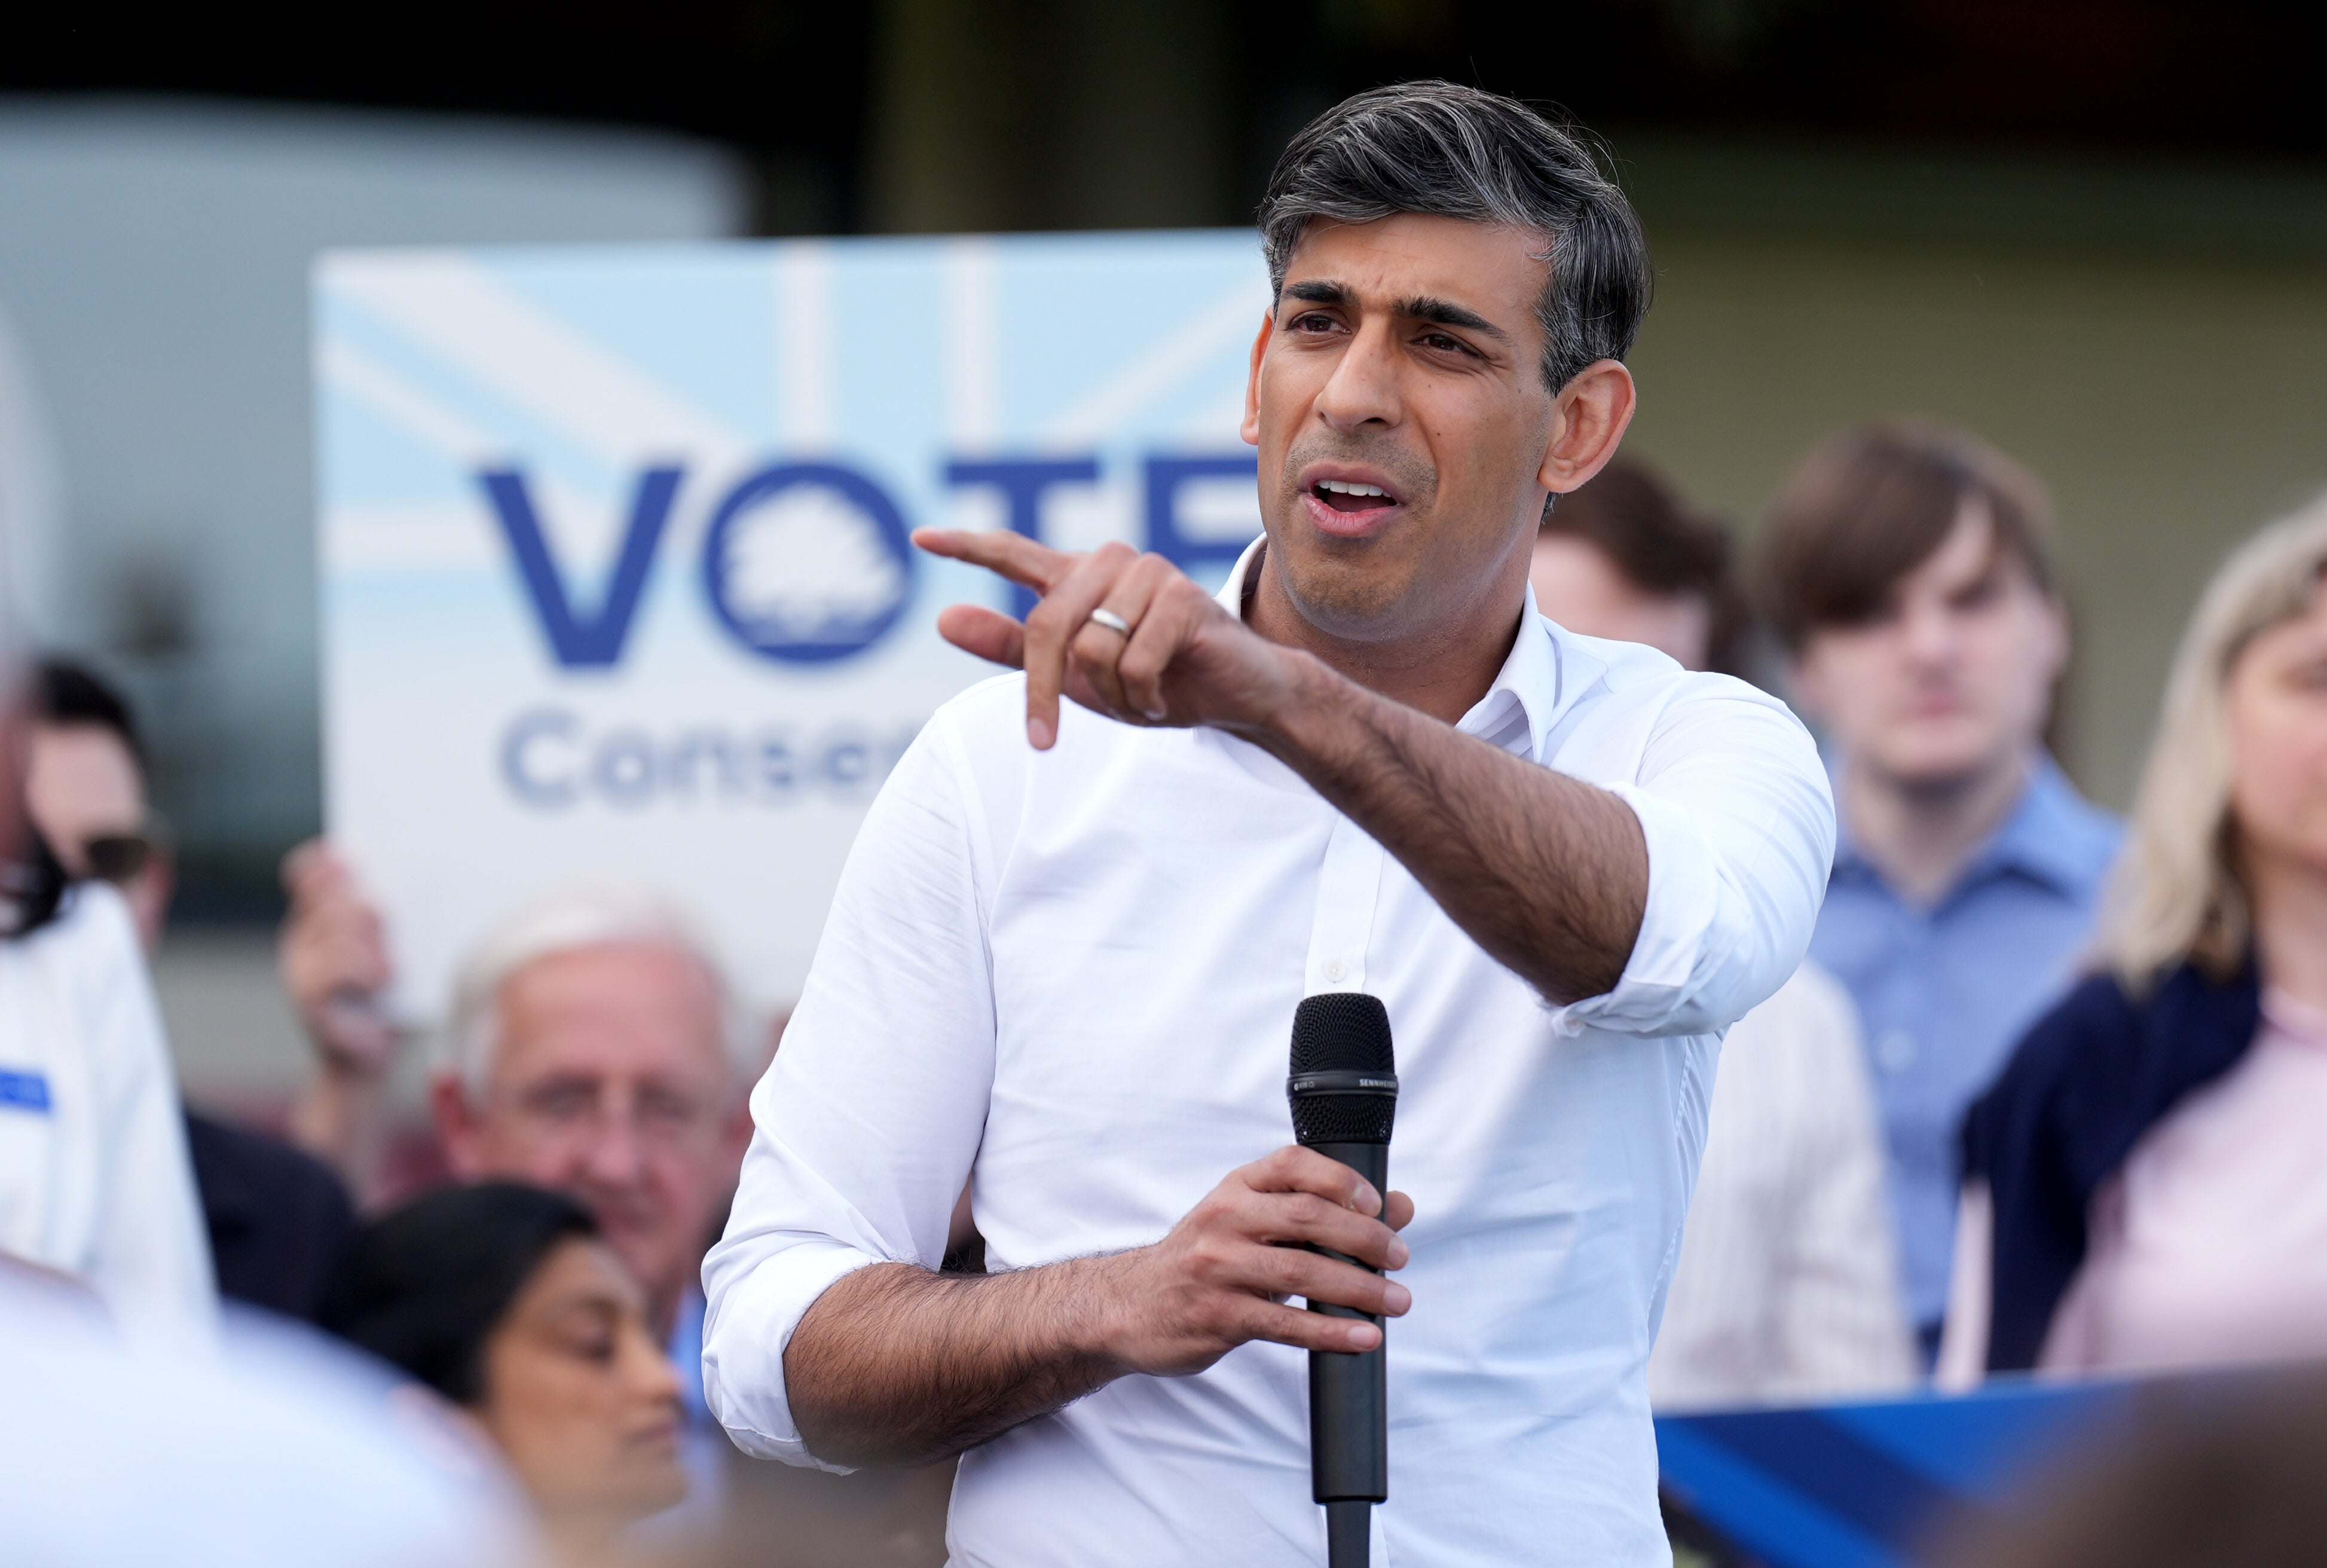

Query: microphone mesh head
1289;992;1397;1146
1290;992;1396;1076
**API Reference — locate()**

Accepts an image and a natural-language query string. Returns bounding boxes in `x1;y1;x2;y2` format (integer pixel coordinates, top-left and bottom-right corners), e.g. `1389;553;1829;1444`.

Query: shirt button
1876;1028;1918;1074
1321;958;1347;984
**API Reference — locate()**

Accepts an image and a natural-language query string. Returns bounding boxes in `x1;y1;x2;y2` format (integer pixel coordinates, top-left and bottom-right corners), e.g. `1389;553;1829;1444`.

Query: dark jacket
185;1111;359;1323
1959;956;2261;1371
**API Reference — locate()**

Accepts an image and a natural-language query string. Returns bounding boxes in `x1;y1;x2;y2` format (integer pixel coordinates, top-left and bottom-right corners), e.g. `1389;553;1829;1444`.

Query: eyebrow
1279;280;1511;343
543;1292;629;1329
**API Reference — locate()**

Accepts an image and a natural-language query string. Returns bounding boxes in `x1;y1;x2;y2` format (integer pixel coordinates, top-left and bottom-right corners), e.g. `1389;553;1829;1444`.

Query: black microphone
1287;992;1398;1568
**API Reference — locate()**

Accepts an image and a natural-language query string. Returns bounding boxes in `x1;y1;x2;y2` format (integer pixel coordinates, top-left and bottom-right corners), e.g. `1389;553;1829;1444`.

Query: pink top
2043;988;2327;1374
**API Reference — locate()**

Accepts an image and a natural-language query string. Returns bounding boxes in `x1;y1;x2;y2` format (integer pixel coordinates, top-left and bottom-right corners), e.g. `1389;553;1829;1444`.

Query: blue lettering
479;466;684;668
496;713;922;811
665;729;744;799
1145;453;1259;578
501;708;579;808
758;736;796;793
823;738;873;791
943;456;1102;618
591;730;658;807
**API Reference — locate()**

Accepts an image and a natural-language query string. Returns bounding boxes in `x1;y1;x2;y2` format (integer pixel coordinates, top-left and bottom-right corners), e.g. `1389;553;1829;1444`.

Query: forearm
285;1065;395;1208
784;1254;1130;1469
1252;656;1646;1004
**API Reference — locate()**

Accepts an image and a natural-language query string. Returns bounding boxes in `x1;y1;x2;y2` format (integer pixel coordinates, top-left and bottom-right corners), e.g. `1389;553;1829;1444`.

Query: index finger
280;838;335;891
283;843;358;906
1246;1144;1384;1217
913;527;1076;595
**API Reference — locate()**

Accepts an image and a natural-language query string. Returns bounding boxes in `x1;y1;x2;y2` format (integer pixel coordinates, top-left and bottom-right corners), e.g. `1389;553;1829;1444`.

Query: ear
430;1071;489;1181
1536;360;1638;497
1238;310;1276;448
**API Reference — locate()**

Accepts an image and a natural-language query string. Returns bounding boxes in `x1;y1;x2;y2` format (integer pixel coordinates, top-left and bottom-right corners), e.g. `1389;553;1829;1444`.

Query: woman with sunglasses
23;657;360;1325
0;661;215;1352
23;659;173;946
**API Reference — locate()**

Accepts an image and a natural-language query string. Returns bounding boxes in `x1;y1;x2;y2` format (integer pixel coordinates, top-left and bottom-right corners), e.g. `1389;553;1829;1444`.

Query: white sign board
316;233;1270;1022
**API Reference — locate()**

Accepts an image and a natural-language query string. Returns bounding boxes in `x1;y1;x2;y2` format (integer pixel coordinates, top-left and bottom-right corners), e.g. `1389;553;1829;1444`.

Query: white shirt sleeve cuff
1545;781;1727;1038
701;1240;884;1472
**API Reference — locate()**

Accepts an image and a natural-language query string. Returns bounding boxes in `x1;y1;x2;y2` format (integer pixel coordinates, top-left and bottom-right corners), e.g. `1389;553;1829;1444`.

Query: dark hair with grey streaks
1257;81;1653;394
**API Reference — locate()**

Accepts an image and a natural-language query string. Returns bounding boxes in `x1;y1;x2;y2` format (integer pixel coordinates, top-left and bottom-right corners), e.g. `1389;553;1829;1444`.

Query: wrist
1234;649;1350;763
1068;1249;1147;1375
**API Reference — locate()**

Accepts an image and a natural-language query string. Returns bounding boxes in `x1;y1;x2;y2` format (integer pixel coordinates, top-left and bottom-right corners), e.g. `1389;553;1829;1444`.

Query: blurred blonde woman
1941;495;2327;1380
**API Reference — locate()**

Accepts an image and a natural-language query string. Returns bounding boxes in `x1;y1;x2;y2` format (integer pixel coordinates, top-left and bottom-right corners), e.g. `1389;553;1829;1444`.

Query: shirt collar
1831;751;2103;898
1218;538;1589;763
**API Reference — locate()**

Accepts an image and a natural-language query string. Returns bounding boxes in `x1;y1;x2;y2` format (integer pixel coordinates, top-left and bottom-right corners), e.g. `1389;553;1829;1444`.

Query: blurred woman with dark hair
323;1181;688;1554
1946;494;2327;1379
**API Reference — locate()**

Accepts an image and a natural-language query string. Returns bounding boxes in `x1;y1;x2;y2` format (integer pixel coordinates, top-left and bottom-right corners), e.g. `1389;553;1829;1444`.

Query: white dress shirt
0;882;216;1353
1647;962;1916;1411
705;543;1834;1567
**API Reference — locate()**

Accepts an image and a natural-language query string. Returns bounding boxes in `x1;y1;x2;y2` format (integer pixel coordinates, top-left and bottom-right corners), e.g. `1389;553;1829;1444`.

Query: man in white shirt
704;82;1834;1565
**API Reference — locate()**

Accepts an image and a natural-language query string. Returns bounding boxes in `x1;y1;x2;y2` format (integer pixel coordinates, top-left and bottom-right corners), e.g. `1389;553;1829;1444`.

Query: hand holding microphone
1087;1146;1411;1380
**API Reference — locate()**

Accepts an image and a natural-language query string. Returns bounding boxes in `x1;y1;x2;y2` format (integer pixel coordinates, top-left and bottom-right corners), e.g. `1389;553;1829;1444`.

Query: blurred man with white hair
282;863;760;1385
433;884;760;1350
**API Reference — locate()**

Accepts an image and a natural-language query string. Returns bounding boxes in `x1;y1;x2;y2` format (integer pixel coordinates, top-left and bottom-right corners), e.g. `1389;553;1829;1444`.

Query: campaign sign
316;233;1271;1022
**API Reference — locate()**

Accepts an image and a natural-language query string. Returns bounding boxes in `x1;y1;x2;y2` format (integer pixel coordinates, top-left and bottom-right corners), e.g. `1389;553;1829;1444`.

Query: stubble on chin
1265;440;1439;637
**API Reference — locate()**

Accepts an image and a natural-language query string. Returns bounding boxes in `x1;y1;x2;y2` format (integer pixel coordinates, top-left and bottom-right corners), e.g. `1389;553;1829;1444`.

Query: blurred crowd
8;413;2327;1564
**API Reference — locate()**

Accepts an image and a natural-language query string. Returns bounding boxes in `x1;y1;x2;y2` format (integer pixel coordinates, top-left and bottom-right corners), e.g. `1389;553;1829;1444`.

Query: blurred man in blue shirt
1755;422;2121;1356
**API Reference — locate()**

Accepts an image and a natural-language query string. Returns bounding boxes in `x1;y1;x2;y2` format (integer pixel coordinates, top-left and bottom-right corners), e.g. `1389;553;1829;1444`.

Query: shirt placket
1305;814;1387;995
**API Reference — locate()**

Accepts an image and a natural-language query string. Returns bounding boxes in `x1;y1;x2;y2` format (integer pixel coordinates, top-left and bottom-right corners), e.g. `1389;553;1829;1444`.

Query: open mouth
1312;477;1396;513
1300;473;1405;536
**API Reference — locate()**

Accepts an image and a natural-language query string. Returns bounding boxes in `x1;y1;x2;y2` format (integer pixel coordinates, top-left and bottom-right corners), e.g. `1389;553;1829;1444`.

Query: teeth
1317;479;1389;499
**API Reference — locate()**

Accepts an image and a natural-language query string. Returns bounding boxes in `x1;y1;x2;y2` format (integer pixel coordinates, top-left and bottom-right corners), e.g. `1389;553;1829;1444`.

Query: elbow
781;1262;964;1472
1531;934;1635;1011
1530;817;1650;1008
789;1390;965;1472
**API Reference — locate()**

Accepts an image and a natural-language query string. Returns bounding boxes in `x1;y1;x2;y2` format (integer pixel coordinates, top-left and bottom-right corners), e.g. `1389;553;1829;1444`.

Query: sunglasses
81;831;164;886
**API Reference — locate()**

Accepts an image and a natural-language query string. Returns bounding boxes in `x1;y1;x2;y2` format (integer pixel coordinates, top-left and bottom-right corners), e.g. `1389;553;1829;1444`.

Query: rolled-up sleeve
701;706;1000;1469
1553;680;1834;1038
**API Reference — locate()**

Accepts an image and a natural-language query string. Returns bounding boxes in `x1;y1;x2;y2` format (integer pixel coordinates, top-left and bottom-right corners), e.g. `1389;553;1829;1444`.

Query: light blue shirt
1809;755;2121;1329
670;1286;708;1420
